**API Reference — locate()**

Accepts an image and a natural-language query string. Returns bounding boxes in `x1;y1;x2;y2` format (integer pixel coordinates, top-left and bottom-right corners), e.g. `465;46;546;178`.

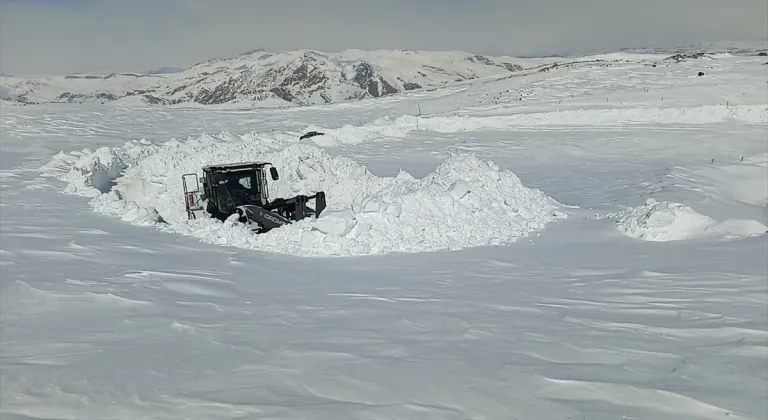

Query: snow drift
301;105;768;146
676;152;768;207
41;131;567;257
608;199;766;242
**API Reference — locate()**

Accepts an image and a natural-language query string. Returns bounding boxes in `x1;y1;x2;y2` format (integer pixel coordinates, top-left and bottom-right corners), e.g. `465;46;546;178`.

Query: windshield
219;170;260;206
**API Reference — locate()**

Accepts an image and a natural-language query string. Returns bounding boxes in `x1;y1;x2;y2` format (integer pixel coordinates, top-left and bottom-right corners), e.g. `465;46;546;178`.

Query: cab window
238;176;252;189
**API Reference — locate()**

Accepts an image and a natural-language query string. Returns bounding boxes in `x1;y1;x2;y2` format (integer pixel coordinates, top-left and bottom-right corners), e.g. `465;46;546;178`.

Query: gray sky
1;0;766;76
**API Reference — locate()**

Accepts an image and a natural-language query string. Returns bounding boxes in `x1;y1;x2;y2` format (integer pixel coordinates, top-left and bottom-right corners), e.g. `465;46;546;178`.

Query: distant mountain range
618;39;767;56
0;49;532;108
2;41;765;108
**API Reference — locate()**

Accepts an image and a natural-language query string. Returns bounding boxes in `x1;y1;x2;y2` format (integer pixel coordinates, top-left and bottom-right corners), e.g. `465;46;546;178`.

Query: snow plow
182;161;326;233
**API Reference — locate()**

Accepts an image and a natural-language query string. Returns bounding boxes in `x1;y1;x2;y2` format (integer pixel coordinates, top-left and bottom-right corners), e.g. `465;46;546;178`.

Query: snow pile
301;115;418;147
608;199;766;242
91;190;166;226
302;105;768;146
42;131;566;257
41;139;160;197
238;153;567;256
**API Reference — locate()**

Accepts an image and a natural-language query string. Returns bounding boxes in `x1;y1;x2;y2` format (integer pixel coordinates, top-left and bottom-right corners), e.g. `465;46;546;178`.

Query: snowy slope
0;50;752;108
0;48;533;107
7;45;752;109
1;48;767;420
620;38;768;56
5;41;764;109
0;73;167;105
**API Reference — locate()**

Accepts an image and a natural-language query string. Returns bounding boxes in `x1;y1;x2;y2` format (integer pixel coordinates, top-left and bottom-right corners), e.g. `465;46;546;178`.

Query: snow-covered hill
619;39;768;56
0;49;538;108
6;42;764;109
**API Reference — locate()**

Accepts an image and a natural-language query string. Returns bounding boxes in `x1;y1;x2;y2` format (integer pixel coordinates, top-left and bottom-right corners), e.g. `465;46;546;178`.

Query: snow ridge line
303;104;768;146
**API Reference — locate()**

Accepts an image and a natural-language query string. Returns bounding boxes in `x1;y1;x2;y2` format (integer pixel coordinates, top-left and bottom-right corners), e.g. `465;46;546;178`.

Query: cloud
1;0;766;75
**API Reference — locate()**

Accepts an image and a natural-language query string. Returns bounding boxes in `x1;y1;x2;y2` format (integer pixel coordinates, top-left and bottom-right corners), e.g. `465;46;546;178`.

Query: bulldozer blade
314;191;326;217
237;204;292;232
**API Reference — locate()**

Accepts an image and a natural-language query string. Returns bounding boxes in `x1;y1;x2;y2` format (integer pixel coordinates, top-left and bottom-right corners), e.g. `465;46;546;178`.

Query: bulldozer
182;161;326;233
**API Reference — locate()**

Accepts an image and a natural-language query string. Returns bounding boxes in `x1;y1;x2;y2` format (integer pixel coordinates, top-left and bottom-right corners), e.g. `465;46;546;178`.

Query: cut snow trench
41;131;567;257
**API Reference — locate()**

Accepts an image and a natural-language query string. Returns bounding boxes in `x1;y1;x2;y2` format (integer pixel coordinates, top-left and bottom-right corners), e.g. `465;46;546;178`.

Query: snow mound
609;199;767;242
301;115;417;146
302;105;768;146
248;153;568;256
42;131;567;257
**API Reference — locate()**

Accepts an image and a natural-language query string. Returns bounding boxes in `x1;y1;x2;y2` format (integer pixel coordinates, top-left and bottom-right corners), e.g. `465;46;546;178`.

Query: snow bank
41;139;159;197
42;131;566;257
608;199;766;242
303;105;768;146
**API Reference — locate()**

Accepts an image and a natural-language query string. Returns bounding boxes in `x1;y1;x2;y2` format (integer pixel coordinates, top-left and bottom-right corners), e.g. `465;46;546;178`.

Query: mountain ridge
3;41;765;108
0;48;534;108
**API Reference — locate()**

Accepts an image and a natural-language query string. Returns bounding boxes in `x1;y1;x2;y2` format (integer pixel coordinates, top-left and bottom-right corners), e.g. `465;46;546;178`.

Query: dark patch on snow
403;81;422;91
467;55;495;66
501;62;523;72
663;52;712;63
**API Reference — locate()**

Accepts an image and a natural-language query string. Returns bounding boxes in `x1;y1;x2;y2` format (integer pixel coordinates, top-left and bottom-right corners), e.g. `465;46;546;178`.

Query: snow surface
303;104;767;147
2;50;767;420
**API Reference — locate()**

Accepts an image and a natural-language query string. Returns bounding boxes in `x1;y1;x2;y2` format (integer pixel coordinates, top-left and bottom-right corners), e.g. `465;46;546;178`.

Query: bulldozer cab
182;160;325;231
204;162;278;210
183;161;279;220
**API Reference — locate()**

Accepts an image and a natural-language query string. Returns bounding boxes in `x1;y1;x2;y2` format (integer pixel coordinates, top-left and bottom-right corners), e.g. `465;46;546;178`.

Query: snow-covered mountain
7;40;763;108
0;48;533;108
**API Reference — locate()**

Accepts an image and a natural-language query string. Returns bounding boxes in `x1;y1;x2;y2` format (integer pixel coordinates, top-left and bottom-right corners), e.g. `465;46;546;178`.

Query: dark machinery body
182;161;326;233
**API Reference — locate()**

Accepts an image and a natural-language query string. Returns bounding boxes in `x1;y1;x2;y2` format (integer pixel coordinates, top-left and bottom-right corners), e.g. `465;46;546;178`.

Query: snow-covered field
1;52;766;419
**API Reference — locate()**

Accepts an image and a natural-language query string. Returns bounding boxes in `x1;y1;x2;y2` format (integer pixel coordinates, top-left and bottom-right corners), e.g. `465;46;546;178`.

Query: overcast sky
1;0;765;75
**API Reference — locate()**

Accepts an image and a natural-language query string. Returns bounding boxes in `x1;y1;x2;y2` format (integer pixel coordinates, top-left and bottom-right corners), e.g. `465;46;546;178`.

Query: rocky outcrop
350;62;397;97
663;52;713;62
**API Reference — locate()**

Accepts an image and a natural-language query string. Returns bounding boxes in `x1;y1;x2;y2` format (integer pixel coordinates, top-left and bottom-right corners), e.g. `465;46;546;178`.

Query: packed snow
2;48;767;420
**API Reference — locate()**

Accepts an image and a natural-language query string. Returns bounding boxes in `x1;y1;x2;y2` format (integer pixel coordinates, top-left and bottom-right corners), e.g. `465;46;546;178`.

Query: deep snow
1;50;767;420
41;133;567;257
